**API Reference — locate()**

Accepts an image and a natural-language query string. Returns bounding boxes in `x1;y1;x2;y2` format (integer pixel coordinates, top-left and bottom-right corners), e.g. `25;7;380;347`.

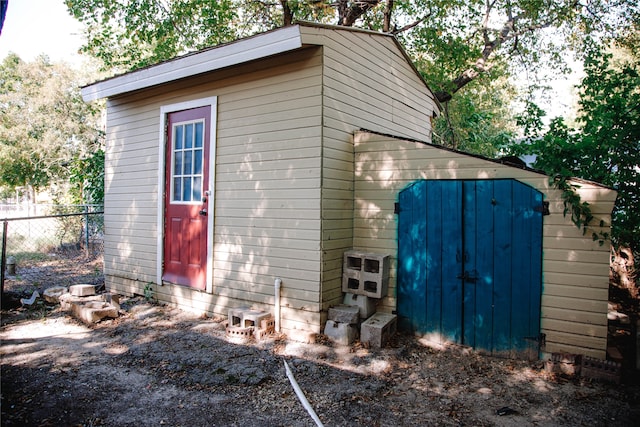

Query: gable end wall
299;26;440;316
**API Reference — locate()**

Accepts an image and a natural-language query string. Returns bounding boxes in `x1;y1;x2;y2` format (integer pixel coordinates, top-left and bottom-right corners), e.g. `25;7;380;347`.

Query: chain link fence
1;205;104;303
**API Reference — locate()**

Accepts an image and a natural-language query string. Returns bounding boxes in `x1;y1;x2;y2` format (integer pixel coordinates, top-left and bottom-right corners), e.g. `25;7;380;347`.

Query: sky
0;0;84;65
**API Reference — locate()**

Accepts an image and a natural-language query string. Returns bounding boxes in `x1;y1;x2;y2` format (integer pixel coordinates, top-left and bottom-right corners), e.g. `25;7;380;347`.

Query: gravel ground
1;296;639;427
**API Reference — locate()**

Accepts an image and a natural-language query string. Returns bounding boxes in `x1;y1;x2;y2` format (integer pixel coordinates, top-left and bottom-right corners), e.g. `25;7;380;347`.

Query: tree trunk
280;0;293;26
337;0;381;27
383;0;394;32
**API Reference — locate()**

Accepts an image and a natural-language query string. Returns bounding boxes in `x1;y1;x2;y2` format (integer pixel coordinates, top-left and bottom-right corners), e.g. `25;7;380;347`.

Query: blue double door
397;179;543;358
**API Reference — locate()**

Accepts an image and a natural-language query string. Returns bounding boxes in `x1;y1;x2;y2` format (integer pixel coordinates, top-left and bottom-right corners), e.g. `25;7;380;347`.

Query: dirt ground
1;294;639;427
1;255;639;426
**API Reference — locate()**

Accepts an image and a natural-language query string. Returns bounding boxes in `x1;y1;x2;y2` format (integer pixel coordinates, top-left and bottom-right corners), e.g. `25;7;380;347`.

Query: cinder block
361;313;397;348
225;323;254;341
228;306;251;327
545;353;582;376
69;299;118;324
328;305;360;324
69;284;96;297
324;320;358;345
241;309;271;329
103;293;120;311
581;356;621;384
255;317;275;340
343;293;377;319
341;251;390;298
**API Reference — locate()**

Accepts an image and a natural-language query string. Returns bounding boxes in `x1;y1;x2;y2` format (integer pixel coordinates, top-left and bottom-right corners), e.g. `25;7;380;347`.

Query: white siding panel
82;25;304;101
304;26;436;142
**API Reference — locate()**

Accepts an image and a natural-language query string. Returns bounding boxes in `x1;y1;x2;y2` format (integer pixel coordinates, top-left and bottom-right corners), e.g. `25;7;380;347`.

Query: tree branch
391;14;431;34
336;0;381;27
383;0;394;33
436;4;571;103
280;0;293;26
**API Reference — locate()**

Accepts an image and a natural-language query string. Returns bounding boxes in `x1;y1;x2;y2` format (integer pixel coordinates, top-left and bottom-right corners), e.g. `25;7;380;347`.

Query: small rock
69;284;96;297
43;286;68;304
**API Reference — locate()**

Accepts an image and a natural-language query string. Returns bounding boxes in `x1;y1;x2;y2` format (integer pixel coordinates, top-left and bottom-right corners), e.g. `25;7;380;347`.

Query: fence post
1;220;7;297
84;205;90;258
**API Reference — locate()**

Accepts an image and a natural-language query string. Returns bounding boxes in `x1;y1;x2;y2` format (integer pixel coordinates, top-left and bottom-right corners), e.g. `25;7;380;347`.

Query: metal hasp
456;270;479;283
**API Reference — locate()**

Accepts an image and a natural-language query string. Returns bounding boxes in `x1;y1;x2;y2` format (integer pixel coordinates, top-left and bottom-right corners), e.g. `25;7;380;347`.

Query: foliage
0;54;104;203
65;0;639;102
431;71;517;156
509;45;640;252
65;0;239;73
144;282;156;302
63;0;638;158
70;148;105;205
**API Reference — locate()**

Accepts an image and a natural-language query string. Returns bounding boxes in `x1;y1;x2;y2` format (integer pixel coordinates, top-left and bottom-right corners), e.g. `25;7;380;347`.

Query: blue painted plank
412;181;429;333
472;180;502;352
396;184;412;331
424;181;443;335
491;180;514;353
397;182;422;332
510;182;543;352
461;181;478;347
438;181;463;343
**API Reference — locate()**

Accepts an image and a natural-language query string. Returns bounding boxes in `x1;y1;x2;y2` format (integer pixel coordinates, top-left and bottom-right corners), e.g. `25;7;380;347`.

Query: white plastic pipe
274;277;282;333
284;360;324;427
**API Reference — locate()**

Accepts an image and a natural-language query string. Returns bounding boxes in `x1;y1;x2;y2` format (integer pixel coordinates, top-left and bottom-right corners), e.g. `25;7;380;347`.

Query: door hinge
534;201;550;216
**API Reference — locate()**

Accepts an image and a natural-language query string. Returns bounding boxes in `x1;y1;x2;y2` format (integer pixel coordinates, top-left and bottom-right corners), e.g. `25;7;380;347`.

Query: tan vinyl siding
301;26;436;140
354;131;616;359
103;47;324;341
300;26;439;313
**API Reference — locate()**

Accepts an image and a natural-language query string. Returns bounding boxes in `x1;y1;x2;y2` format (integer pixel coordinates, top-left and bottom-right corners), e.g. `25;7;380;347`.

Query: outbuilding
82;22;616;359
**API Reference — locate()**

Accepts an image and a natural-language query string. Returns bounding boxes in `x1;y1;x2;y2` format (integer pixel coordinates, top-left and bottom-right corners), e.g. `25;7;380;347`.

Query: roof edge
81;24;304;102
81;21;442;112
295;21;442;113
354;129;616;190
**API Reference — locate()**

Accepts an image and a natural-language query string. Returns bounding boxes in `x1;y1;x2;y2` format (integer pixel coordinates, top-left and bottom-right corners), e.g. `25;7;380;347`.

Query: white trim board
81;26;303;102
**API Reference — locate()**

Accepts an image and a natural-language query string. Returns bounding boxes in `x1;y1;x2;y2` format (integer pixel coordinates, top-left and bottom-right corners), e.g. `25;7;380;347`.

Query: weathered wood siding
298;26;439;313
103;47;325;340
353;131;616;359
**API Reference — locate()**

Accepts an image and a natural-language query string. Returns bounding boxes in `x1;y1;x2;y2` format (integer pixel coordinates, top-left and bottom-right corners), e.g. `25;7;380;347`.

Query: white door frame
157;96;217;293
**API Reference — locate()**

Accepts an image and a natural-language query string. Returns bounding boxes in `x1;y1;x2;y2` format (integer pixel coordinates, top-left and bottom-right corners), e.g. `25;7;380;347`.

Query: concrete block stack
361;313;397;348
226;307;274;341
323;250;397;347
341;250;390;299
58;285;120;324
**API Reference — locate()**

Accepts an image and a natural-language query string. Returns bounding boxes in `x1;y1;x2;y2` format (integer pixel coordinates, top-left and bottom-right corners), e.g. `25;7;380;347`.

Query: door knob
199;209;207;216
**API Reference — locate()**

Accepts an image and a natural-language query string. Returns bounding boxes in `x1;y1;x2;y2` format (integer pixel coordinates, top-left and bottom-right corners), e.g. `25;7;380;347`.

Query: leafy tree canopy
509;41;640;251
64;0;637;156
0;54;105;204
65;0;638;102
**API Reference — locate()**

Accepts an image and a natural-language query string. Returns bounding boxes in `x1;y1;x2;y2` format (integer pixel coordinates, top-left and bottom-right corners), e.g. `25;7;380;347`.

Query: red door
163;106;210;289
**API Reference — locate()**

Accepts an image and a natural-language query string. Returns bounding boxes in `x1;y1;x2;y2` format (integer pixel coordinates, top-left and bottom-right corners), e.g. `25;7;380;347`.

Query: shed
82;22;616;359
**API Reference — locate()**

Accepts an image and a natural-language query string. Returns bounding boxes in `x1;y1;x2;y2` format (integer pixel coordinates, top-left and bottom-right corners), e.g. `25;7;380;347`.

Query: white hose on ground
283;359;324;427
